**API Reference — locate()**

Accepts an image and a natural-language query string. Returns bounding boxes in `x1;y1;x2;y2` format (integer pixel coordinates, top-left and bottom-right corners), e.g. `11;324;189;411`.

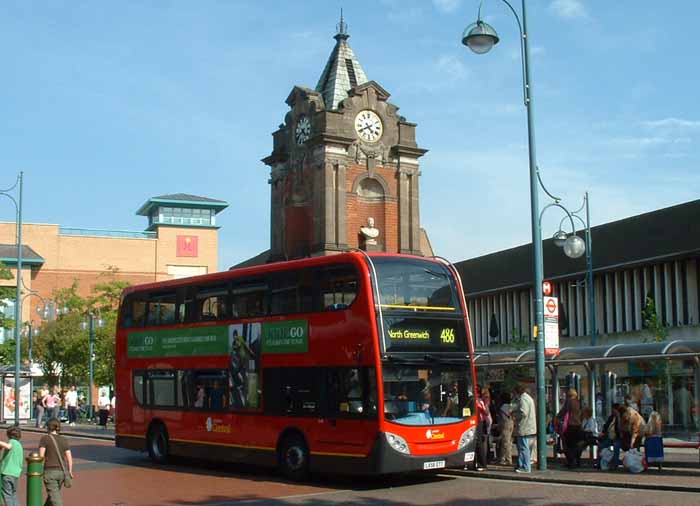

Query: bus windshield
373;258;459;313
382;364;474;426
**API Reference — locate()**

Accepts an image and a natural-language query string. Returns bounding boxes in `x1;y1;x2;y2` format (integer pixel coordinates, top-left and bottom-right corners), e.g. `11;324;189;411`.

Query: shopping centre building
0;193;227;338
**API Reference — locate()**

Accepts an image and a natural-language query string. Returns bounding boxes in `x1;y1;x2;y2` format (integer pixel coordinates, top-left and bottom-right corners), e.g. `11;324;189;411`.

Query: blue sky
1;0;699;271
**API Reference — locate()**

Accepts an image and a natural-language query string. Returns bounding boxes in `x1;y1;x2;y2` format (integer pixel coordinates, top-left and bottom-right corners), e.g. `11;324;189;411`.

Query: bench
663;439;700;465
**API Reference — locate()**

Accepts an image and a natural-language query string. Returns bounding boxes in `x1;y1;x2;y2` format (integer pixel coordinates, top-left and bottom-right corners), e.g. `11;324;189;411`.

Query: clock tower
263;15;428;261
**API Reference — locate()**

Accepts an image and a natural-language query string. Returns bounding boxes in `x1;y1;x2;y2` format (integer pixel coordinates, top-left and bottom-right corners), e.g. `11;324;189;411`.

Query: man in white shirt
66;385;79;426
98;392;111;428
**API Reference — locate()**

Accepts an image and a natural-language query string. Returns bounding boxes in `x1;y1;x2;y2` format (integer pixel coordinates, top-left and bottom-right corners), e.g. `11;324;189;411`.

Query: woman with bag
474;386;493;471
598;403;623;470
496;392;514;465
557;389;584;468
38;418;73;506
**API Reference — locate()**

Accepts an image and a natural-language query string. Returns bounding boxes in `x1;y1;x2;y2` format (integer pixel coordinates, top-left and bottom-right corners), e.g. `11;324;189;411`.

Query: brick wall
345;163;399;252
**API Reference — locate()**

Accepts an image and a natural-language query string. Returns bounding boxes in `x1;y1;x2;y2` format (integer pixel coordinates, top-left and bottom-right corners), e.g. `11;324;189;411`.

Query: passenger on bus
209;381;225;410
194;385;206;409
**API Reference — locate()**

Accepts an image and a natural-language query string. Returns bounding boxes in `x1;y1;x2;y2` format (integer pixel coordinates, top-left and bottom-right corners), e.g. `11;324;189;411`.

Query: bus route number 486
440;328;456;344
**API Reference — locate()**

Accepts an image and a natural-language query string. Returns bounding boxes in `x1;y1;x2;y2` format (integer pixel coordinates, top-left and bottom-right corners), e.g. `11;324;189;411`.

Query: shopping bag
644;436;664;463
599;447;614;471
623;448;645;473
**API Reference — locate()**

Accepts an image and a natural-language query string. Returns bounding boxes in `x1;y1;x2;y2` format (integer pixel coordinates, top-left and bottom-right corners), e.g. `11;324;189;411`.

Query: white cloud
641;118;700;130
433;0;461;13
550;0;587;19
609;136;690;148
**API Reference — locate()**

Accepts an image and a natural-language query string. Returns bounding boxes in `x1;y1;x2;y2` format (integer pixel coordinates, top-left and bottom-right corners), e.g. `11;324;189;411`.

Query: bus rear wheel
278;434;310;481
147;424;169;464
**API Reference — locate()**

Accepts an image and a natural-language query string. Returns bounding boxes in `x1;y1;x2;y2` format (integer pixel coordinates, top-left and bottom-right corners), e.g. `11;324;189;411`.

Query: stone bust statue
360;217;380;246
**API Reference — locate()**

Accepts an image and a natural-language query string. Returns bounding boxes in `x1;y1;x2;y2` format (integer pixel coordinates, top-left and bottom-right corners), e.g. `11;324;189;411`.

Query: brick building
240;16;432;267
0;193;227;338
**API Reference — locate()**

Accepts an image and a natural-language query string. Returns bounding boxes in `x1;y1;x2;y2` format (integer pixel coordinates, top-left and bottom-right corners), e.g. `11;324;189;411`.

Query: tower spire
335;8;349;41
316;11;368;109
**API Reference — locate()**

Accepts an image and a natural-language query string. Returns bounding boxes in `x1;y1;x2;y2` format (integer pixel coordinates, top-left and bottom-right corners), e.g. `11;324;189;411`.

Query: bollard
26;452;44;506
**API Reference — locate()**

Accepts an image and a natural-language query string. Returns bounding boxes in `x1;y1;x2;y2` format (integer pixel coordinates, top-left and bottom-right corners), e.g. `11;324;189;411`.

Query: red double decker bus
115;252;478;478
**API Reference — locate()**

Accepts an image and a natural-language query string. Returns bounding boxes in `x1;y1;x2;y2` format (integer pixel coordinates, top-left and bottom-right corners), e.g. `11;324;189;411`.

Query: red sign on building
542;281;552;296
176;235;198;257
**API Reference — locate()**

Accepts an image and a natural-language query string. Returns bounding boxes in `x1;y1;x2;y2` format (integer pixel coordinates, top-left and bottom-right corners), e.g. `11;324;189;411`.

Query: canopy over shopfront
474;340;700;431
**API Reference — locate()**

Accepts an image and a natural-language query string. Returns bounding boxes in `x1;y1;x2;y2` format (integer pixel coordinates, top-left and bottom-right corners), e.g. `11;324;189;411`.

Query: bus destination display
383;317;467;352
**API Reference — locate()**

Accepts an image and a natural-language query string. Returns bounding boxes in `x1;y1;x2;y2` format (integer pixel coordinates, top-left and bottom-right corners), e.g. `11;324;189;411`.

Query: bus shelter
474;340;700;434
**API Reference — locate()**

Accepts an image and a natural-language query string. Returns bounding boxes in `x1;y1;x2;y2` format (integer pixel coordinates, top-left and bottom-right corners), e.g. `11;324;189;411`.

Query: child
0;426;24;506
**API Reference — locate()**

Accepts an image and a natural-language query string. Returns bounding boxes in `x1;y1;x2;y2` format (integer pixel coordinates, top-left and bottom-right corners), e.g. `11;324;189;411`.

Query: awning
474;339;700;368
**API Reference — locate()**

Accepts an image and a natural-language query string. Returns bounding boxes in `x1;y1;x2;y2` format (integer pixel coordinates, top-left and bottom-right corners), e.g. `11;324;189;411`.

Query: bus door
313;367;378;457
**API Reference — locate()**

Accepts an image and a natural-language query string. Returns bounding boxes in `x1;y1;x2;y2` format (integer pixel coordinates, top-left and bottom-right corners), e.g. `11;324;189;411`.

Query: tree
0;261;14;330
0;261;21;365
642;294;667;343
32;271;129;386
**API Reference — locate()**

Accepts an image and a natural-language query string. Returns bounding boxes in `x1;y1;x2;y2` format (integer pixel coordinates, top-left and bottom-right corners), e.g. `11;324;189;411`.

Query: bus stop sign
543;296;559;356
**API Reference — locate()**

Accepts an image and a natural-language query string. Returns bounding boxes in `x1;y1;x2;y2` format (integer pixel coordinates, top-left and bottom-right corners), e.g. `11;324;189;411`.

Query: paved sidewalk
1;421;115;440
449;459;700;493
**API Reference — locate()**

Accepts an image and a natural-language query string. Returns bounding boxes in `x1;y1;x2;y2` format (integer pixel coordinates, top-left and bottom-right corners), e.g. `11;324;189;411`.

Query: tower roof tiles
315;14;368;110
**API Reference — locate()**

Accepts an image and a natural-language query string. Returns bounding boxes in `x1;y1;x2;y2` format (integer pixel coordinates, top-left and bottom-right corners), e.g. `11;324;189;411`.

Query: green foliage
32;271;128;387
642;295;668;343
0;261;15;330
33;311;88;385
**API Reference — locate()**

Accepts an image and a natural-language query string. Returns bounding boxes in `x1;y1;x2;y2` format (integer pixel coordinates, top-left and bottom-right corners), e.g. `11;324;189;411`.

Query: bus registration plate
423;460;446;470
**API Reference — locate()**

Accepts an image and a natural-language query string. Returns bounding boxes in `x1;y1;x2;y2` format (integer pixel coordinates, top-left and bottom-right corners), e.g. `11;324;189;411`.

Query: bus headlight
384;432;410;455
458;427;476;450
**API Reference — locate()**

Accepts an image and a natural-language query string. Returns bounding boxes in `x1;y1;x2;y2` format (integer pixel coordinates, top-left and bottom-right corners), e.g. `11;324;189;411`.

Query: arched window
357;178;384;199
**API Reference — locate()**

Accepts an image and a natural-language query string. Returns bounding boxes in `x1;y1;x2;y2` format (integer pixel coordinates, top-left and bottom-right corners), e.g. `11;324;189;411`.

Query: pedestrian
42;389;54;423
0;426;24;506
496;392;514;465
558;388;584;468
43;387;60;422
52;386;62;421
580;406;599;462
34;391;45;428
39;419;73;506
598;403;623;470
619;403;644;451
65;386;78;427
512;383;536;473
474;385;492;471
110;393;116;423
98;392;111;428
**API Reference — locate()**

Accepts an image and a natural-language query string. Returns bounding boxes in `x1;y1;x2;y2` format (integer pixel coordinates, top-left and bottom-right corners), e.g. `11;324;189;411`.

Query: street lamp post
554;192;596;345
1;172;24;426
22;322;38;404
82;312;103;420
463;0;548;469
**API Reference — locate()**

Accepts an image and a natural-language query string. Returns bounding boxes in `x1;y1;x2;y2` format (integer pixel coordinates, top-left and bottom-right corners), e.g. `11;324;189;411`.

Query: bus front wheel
147;423;169;464
278;434;310;481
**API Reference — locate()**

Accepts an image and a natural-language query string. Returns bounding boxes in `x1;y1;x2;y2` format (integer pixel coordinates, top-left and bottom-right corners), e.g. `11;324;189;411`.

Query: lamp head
563;235;586;259
462;20;500;54
552;230;569;248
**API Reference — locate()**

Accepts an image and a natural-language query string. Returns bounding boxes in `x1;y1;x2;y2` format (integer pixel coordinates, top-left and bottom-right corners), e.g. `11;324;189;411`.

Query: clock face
354;110;383;143
295;115;311;144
